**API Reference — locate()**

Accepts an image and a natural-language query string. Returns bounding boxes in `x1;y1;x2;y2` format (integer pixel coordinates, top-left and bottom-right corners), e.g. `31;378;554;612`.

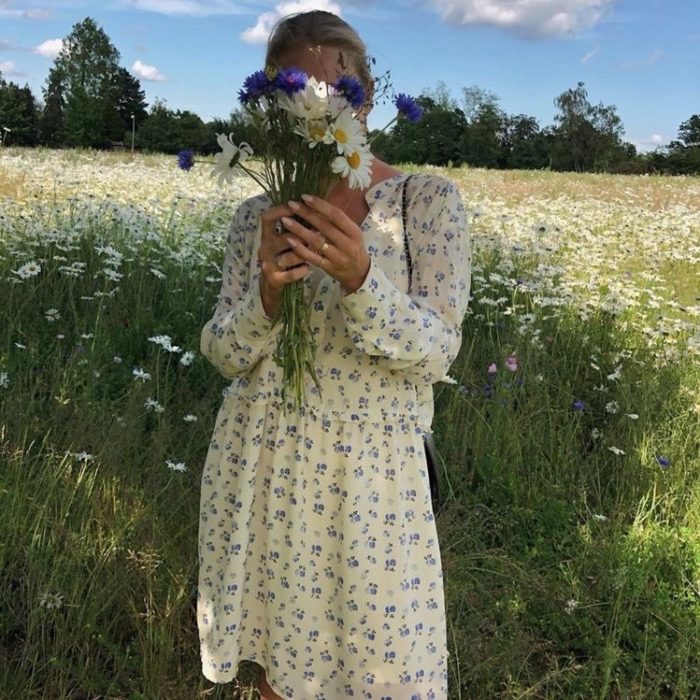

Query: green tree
111;67;148;136
46;17;123;148
502;114;550;170
460;102;505;168
550;81;624;172
40;66;65;146
0;72;40;145
137;98;209;154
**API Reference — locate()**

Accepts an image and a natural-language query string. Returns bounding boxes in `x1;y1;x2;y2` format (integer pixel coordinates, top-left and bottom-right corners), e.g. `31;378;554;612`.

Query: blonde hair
265;10;373;95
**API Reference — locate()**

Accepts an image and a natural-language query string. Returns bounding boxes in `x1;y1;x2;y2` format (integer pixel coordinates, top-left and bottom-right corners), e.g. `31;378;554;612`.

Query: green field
1;147;699;699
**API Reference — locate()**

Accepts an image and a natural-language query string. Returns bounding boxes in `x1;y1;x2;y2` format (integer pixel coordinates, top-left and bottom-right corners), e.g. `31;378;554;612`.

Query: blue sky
1;0;698;151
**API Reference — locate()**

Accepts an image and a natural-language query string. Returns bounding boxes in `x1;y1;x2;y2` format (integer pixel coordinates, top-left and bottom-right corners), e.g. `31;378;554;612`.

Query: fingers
260;257;310;290
292;195;360;240
280;216;338;261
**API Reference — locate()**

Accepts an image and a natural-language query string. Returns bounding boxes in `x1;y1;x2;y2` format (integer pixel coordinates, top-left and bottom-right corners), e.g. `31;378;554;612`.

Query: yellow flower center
347;152;361;170
334;128;348;144
310;126;325;141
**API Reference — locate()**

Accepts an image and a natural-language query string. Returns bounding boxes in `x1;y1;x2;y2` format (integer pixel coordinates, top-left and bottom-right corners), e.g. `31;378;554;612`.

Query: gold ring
273;254;285;270
319;240;330;255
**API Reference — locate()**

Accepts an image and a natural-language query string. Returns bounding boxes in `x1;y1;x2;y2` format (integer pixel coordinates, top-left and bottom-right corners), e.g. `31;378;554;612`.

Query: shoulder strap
401;174;414;292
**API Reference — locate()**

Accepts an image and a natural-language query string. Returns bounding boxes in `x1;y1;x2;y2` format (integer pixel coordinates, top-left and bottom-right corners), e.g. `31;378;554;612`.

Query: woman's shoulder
406;170;460;198
234;191;271;218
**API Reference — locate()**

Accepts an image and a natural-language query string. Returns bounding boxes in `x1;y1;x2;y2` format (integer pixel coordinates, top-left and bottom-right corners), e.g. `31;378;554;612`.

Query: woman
197;10;471;699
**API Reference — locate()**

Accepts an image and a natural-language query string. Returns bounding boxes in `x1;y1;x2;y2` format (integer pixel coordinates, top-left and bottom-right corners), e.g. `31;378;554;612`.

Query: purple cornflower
394;93;423;123
656;455;671;469
332;75;366;109
177;149;195;171
238;70;272;104
572;400;585;412
274;68;308;95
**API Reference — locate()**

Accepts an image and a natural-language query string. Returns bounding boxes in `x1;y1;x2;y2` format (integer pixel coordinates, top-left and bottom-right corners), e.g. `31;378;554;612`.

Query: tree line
1;16;698;176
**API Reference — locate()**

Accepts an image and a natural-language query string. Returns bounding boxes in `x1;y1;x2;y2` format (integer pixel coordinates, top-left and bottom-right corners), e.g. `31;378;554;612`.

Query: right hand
257;204;312;319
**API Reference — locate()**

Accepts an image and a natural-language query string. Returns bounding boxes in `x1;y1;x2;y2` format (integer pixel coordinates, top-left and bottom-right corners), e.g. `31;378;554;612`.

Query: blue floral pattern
197;172;471;699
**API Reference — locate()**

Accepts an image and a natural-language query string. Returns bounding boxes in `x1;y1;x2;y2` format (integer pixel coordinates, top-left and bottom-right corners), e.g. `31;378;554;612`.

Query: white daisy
144;397;164;413
211;134;253;187
278;77;330;121
0;371;9;388
179;351;195;367
331;144;373;190
183;414;198;422
294;118;333;149
45;308;61;322
329;109;366;156
166;459;187;473
132;367;151;382
12;261;41;279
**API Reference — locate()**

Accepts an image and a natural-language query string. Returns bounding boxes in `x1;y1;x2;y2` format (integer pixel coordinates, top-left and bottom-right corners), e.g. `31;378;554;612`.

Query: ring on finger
274;220;284;235
319;240;330;255
273;253;285;270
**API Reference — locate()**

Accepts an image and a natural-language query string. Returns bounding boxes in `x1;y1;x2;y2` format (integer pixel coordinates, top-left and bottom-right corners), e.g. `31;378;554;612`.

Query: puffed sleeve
199;194;282;379
338;174;471;386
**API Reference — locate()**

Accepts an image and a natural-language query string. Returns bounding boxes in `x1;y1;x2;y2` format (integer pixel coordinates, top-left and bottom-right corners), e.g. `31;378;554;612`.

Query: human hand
257;204;312;318
280;194;371;296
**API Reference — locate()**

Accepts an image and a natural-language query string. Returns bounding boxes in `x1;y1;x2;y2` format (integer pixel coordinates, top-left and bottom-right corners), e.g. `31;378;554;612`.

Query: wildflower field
1;147;699;699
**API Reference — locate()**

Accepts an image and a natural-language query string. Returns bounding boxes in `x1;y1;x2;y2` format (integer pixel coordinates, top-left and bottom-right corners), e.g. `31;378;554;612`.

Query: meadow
0;146;698;699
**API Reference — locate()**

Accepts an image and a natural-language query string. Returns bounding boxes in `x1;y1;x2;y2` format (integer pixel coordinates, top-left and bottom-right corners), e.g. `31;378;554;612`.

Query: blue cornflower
274;68;308;95
656;455;671;469
177;149;195;171
572;399;585;411
238;70;272;104
332;76;366;109
394;93;423;123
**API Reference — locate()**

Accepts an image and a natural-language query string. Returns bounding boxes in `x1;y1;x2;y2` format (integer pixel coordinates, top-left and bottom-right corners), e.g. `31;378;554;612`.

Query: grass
0;147;699;698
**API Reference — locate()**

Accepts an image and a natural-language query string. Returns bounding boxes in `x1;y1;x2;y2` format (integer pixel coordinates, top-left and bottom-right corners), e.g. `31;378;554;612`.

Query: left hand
280;194;371;295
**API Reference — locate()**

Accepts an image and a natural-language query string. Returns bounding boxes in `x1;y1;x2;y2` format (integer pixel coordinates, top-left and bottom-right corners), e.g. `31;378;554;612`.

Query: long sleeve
200;194;282;379
339;174;471;386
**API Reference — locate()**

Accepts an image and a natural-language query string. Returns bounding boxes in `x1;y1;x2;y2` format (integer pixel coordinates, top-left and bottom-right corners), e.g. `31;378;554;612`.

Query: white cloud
633;133;669;152
34;38;64;58
25;8;51;19
620;48;664;70
132;59;167;82
121;0;246;15
427;0;615;39
0;60;15;72
241;0;342;45
581;45;598;63
0;38;16;50
0;1;50;19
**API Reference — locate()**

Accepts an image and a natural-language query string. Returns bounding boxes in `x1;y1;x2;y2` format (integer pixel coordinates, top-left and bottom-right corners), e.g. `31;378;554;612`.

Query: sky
0;0;698;152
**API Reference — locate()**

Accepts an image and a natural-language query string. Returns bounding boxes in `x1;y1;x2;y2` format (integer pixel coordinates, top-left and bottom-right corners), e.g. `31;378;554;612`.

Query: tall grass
1;148;698;698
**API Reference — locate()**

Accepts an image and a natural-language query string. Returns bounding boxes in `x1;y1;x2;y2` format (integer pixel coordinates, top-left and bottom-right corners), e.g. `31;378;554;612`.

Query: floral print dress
197;172;471;699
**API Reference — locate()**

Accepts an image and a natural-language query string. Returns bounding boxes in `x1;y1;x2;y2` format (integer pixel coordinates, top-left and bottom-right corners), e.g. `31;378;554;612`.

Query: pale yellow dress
197;172;471;699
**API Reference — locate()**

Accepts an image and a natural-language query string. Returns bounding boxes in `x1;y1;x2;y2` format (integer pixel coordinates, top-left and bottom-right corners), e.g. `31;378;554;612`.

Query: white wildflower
148;334;181;353
179;351;195;367
39;591;65;610
166;459;187;472
45;308;61;322
183;414;198;422
12;261;41;279
564;599;579;614
144;397;164;413
132;367;152;382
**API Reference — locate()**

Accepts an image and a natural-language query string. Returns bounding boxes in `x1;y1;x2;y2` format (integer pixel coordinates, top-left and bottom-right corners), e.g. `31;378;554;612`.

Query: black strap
401;175;414;292
401;174;441;509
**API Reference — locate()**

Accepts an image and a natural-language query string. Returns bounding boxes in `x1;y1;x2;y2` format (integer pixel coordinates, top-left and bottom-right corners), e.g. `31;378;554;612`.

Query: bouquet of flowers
179;60;422;409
